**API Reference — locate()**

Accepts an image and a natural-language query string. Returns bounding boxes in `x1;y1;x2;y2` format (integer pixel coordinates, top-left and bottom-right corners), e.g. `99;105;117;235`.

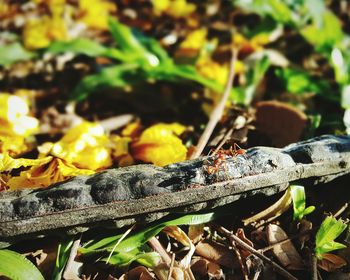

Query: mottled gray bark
0;135;349;242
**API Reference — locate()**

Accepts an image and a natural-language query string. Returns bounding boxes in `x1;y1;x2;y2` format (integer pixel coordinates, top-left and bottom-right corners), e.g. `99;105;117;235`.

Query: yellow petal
78;0;117;29
50;121;112;170
7;157;95;190
0;93;39;137
131;123;187;166
111;135;134;167
0;153;52;172
180;29;207;51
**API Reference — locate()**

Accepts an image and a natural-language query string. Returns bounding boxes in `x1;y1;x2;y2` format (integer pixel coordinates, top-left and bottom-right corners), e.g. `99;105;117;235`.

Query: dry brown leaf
318;253;347;272
191;257;223;280
236;228;254;260
266;224;304;270
163;225;195;268
297;219;312;248
188;224;204;244
195;240;238;269
119;266;154;280
242;189;292;226
153;263;185;280
255;101;307;147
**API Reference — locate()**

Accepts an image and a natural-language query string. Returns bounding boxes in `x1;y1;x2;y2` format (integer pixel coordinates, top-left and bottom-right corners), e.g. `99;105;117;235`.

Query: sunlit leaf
315;217;348;259
290;185;315;221
81;212;220;255
0;42;36;67
0;249;44;280
52;237;75;280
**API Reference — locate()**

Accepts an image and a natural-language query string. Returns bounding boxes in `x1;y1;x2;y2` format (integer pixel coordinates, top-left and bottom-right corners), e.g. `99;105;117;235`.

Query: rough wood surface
1;135;350;242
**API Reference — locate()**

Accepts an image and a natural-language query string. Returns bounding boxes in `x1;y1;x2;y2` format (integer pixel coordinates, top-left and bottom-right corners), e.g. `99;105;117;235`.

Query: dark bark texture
1;135;350;244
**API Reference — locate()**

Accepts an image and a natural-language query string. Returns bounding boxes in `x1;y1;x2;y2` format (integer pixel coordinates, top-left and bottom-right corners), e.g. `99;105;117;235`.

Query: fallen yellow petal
131;123;187;166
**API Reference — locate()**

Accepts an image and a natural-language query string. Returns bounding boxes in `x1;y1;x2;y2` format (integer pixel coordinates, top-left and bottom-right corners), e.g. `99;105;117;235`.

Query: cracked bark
1;135;350;244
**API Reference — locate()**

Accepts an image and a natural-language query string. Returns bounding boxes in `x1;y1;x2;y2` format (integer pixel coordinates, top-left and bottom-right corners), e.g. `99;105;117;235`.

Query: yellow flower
78;0;117;29
233;32;270;55
6;158;94;190
197;58;245;86
152;0;195;18
111;135;134;167
23;0;67;50
49;121;112;170
131;123;187;166
180;28;207;51
0;136;28;156
0;93;39;138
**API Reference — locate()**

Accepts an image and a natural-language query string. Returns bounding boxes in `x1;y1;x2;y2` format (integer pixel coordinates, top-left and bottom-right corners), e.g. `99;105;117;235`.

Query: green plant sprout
290;185;315;221
315;216;348;259
48;18;226;102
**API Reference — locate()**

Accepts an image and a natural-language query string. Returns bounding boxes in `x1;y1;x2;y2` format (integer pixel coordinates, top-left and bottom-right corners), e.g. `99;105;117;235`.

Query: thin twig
148;237;172;265
231;240;249;280
334;203;348;218
63;235;81;280
260;229;313;253
167;253;176;280
190;48;237;159
213;224;298;280
213;127;234;155
310;253;318;280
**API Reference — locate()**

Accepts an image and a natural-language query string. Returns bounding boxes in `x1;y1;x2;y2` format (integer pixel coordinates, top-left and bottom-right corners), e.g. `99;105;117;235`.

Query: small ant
205;143;247;179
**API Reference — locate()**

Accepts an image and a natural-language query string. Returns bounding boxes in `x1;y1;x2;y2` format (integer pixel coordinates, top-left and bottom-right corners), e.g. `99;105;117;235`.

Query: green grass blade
0;249;44;280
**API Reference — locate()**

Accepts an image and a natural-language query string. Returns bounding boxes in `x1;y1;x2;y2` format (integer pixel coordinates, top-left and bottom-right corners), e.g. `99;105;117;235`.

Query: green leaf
290;185;315;221
0;249;44;280
315;216;348;259
301;11;343;53
52;237;75;280
276;67;338;102
82;212;219;255
290;185;306;220
101;249;161;268
71;64;140;101
0;42;36;67
108;18;159;67
48;39;107;56
230;55;270;105
233;0;295;25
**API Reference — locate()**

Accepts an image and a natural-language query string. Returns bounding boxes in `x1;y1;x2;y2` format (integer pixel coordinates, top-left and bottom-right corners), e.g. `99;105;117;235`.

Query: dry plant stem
231;241;249;280
213;224;298;280
311;253;318;280
334;203;348;218
167;253;176;280
148;237;172;265
190;49;237;159
63;235;81;280
213;127;234;155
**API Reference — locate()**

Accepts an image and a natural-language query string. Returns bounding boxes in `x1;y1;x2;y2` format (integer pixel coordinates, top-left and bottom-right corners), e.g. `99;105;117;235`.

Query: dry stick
166;253;176;280
334;203;348;218
310;253;318;280
148;237;172;265
214;224;298;280
260;229;313;253
231;240;249;280
63;235;81;280
190;49;237;159
213;127;234;155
